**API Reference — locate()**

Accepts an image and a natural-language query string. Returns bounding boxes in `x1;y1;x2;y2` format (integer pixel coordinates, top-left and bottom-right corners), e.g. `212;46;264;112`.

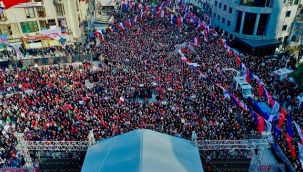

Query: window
213;13;216;18
0;11;7;21
219;3;222;8
286;11;291;17
55;4;65;16
222;18;225;23
48;19;56;28
294;0;299;5
215;1;217;6
229;7;232;13
223;5;227;11
218;15;220;21
20;21;39;33
39;20;48;30
8;23;20;35
0;25;9;35
282;25;287;31
36;7;46;17
25;7;35;18
291;35;299;42
228;20;230;26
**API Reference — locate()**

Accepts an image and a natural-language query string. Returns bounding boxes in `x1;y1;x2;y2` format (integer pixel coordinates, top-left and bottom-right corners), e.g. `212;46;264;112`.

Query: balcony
239;0;270;7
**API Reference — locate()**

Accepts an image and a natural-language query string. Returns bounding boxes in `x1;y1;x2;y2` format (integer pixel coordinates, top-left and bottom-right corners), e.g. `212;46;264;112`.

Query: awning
235;37;282;49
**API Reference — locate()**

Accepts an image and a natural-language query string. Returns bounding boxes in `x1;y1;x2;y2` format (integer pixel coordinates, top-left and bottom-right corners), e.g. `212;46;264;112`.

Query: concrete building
187;0;303;56
0;0;94;49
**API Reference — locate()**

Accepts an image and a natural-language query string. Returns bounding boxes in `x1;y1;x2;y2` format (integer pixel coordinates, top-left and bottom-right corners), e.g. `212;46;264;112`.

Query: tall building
0;0;94;49
187;0;303;56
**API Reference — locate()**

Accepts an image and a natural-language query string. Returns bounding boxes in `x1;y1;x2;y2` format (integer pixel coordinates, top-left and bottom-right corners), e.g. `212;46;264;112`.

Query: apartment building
188;0;303;56
0;0;95;49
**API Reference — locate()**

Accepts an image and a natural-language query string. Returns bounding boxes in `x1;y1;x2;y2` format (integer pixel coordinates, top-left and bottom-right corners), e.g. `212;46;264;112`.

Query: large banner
39;28;67;47
0;34;8;45
12;2;44;8
9;44;24;60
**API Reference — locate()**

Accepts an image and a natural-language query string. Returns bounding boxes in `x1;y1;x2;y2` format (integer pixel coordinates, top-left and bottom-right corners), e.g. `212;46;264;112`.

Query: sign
23;35;46;41
0;34;8;45
13;2;44;8
39;28;67;47
8;38;22;44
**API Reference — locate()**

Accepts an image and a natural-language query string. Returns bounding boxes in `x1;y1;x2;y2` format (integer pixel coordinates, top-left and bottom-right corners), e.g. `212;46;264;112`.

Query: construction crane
13;130;96;172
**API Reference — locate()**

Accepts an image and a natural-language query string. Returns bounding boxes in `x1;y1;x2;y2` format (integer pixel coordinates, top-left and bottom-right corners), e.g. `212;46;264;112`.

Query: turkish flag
177;16;182;27
219;38;224;46
3;0;30;9
278;108;287;128
258;82;263;97
257;114;264;133
285;133;296;159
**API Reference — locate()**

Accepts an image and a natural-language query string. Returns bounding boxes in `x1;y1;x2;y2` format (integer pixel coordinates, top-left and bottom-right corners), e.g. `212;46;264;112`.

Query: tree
291;63;303;88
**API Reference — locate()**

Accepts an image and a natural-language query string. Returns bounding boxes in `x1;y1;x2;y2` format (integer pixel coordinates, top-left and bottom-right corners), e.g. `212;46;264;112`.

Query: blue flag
287;114;294;138
273;126;281;150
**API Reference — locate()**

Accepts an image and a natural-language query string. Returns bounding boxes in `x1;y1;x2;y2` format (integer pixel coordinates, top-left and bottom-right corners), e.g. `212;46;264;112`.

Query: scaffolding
197;139;270;150
12;130;96;172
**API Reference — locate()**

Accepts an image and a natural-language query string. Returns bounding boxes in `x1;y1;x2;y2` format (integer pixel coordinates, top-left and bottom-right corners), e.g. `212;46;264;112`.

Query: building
0;0;95;49
187;0;303;56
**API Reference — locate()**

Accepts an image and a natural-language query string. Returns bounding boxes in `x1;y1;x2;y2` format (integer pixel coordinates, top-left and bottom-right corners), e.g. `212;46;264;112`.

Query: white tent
82;129;203;172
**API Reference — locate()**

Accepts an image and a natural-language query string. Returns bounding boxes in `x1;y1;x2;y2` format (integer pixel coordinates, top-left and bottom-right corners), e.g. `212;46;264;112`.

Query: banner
0;34;8;45
12;2;44;8
9;44;24;60
39;28;66;47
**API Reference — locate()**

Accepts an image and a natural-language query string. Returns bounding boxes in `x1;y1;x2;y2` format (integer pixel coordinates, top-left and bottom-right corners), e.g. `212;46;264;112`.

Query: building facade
0;0;93;49
188;0;303;56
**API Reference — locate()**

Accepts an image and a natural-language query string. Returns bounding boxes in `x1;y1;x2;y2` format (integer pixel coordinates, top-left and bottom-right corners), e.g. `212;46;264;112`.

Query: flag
298;143;303;169
219;38;224;46
235;54;241;65
271;101;279;114
257;114;265;133
157;9;161;17
278;108;287;128
125;19;131;28
199;21;205;30
8;44;24;60
177;16;182;27
294;121;303;144
264;119;272;131
94;31;102;43
287;114;294;138
250;110;258;121
273;126;281;150
285;133;296;159
3;0;30;9
262;87;274;107
245;68;253;83
160;10;165;18
190;36;200;46
258;82;263;97
118;97;125;104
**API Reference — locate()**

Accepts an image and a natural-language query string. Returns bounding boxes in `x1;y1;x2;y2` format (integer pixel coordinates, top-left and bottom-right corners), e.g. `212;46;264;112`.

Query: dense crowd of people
0;2;302;171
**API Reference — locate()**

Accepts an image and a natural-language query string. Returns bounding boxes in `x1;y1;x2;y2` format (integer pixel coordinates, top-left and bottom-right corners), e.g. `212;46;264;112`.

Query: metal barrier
0;167;29;172
20;53;97;66
273;144;295;172
249;163;285;172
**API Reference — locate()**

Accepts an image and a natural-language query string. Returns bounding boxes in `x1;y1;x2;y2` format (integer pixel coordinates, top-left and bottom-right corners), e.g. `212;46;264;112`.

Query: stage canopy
81;129;203;172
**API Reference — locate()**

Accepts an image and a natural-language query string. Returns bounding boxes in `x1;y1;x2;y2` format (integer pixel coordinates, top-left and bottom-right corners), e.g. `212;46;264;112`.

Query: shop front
23;34;68;48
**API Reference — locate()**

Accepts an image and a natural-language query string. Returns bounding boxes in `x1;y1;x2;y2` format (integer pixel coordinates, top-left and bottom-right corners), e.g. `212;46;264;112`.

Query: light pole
298;32;303;63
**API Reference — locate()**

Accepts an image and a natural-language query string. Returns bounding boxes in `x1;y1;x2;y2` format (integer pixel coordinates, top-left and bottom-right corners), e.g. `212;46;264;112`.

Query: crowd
0;2;302;172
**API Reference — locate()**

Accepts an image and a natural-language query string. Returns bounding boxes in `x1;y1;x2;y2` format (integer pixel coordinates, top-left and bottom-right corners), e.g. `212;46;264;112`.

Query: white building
187;0;303;56
0;0;95;49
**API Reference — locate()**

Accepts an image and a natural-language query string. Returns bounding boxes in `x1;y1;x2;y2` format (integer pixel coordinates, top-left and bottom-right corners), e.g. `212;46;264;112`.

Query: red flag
285;133;296;159
257;114;264;133
235;54;241;65
157;10;161;18
125;19;131;28
3;0;30;9
219;38;224;46
177;16;182;27
258;82;263;97
278;108;287;128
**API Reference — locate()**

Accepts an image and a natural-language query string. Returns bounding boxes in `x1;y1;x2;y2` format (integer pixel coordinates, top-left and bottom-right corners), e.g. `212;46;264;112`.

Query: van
232;76;253;99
